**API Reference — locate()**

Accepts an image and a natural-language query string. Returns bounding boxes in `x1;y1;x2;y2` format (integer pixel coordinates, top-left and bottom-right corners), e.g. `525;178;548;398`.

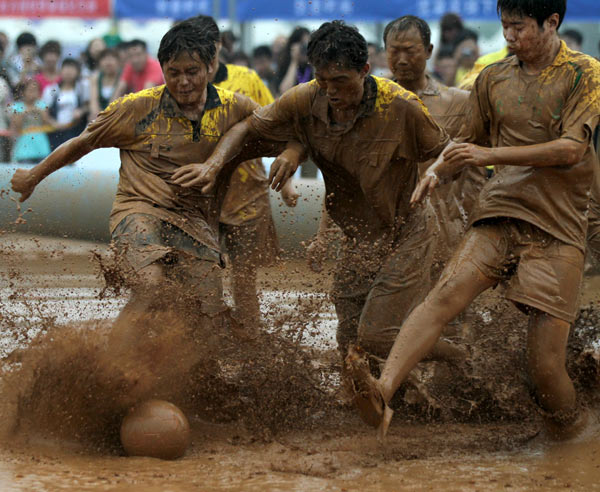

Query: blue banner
114;0;228;19
114;0;600;21
235;0;600;21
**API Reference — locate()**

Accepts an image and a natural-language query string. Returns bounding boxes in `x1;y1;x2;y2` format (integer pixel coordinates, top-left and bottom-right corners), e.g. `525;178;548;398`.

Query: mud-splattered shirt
81;84;259;253
463;41;600;252
249;76;449;241
214;63;275;226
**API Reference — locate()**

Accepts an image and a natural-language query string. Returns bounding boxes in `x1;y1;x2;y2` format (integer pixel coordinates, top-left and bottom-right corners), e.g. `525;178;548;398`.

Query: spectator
111;39;163;100
10;79;51;163
89;48;121;121
42;58;88;150
561;28;583;52
367;42;378;71
372;45;392;78
252;45;276;93
0;38;17;92
0;64;11;161
116;40;130;67
230;51;250;67
0;32;8;55
220;30;238;61
453;28;479;86
439;12;464;53
432;46;457;86
11;32;40;85
276;26;312;95
81;37;107;77
271;34;287;63
35;40;62;93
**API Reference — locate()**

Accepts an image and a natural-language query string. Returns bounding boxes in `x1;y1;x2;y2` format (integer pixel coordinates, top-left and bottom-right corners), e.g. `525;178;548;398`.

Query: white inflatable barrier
0;148;325;252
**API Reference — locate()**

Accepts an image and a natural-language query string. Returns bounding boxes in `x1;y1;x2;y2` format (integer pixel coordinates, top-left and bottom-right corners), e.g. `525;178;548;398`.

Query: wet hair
16;32;36;49
98;48;119;62
157;20;216;68
306;21;368;72
39;40;61;59
128;39;147;51
252;45;272;59
186;15;221;46
497;0;566;28
383;15;431;47
562;28;583;46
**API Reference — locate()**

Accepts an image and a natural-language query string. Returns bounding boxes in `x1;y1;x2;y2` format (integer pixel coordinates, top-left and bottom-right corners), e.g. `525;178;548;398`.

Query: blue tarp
114;0;600;21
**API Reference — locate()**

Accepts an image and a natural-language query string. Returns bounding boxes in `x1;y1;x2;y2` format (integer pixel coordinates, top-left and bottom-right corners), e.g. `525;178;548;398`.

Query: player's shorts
112;213;221;272
445;218;584;323
219;214;279;268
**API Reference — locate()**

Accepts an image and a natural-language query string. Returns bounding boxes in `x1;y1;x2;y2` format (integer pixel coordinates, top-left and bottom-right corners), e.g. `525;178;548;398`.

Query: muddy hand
410;172;438;206
11;168;38;202
269;153;299;193
172;163;217;194
443;142;491;169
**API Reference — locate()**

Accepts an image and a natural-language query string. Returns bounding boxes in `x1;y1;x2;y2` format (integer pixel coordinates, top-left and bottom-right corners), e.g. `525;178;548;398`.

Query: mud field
1;234;600;491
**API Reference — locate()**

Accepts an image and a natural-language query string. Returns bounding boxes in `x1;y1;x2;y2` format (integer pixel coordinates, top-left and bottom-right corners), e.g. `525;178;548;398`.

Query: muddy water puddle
1;423;599;491
1;235;600;491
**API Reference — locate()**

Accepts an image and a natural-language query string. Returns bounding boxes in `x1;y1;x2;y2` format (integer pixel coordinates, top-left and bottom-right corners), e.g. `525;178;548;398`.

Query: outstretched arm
443;137;587;170
11;135;94;202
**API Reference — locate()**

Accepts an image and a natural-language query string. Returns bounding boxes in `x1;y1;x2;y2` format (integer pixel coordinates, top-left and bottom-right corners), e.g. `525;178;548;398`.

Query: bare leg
379;262;496;404
108;263;165;350
527;311;581;438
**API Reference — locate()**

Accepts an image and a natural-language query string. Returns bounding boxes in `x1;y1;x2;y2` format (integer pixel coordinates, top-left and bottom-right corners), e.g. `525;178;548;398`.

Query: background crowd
0;12;598;163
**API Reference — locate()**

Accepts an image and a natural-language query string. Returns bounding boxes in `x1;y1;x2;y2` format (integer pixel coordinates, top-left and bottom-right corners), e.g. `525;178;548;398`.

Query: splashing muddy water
1;234;599;491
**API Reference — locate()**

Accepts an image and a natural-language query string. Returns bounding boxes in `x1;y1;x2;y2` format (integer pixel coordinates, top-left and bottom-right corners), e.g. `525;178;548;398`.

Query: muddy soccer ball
120;399;191;460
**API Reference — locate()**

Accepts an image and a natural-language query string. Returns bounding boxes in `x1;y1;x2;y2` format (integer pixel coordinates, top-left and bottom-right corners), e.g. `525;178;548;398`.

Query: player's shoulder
214;84;256;112
371;76;428;115
558;46;600;82
107;85;165;113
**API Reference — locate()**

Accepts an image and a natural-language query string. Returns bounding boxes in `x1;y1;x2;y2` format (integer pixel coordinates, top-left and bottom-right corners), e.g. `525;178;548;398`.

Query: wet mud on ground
1;234;600;491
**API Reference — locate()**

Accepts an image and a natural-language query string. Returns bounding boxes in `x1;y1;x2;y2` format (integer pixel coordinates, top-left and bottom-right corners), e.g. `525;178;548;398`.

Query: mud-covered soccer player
347;0;600;440
307;16;487;271
188;15;299;329
9;21;289;387
173;21;460;362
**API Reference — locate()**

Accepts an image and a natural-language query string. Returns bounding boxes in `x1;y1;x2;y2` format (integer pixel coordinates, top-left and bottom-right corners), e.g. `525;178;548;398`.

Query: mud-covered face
385;27;432;86
314;62;369;111
501;11;558;64
162;51;212;108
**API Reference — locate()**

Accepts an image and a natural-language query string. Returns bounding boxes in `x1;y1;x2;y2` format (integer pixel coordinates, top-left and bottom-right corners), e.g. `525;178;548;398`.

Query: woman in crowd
10;78;52;164
276;26;312;95
88;48;121;120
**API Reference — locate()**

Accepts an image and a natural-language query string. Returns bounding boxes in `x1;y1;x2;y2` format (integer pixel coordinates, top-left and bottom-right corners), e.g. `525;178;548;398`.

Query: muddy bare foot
344;345;393;439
